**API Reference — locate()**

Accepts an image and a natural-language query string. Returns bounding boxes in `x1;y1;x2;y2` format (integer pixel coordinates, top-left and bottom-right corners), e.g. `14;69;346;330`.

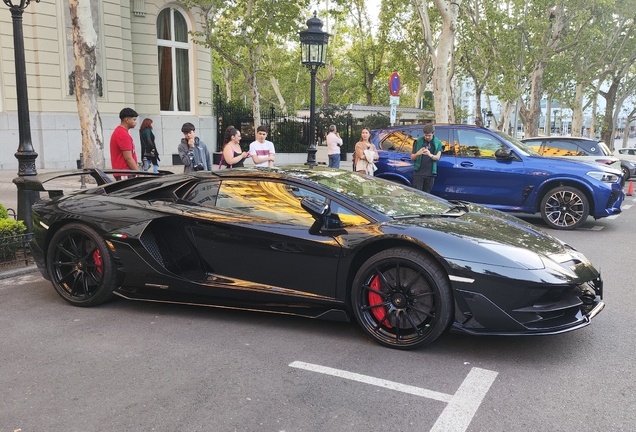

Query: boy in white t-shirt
249;126;276;167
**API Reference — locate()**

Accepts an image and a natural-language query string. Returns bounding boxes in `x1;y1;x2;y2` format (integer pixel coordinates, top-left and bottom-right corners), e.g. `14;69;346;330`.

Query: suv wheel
540;186;589;230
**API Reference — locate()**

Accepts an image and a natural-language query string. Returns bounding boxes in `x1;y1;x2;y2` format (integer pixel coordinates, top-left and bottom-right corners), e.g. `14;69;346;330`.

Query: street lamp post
299;12;330;168
5;0;40;232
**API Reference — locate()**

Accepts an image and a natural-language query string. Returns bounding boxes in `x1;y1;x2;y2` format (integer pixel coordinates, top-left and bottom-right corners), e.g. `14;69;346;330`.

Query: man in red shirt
110;107;139;177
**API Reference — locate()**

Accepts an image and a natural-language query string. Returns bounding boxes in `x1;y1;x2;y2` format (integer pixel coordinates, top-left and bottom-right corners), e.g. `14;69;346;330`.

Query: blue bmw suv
372;124;624;230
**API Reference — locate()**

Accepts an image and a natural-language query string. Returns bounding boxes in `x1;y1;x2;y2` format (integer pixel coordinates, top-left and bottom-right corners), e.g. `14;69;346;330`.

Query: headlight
625;161;636;168
587;170;620;183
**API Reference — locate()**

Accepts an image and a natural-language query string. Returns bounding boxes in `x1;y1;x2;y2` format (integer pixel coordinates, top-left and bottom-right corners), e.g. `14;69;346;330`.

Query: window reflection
457;130;506;159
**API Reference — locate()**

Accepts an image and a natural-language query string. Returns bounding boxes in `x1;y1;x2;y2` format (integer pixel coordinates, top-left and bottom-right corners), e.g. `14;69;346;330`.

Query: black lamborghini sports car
29;166;604;349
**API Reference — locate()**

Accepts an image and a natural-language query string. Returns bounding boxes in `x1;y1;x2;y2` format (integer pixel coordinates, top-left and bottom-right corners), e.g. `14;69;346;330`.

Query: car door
435;129;530;208
183;178;344;300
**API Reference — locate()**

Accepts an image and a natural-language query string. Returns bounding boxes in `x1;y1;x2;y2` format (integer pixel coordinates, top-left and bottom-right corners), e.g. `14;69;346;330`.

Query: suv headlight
587;170;620;183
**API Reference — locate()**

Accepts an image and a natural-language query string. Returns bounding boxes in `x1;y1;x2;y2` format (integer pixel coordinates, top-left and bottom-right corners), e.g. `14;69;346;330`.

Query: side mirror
301;196;329;220
495;148;514;160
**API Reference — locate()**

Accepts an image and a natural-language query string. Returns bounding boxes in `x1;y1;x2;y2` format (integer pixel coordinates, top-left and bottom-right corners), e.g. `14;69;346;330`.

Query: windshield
300;169;452;217
493;130;542;156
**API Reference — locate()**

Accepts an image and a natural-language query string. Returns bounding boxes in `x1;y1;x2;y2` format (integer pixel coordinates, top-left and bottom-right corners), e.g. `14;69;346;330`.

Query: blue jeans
328;153;340;168
143;159;159;173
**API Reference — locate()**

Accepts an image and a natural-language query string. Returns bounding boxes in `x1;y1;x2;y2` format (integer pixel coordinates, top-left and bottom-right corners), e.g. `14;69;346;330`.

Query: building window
157;7;191;112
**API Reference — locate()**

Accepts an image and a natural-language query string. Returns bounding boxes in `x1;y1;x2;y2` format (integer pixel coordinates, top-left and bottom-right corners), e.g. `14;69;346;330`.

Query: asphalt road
1;198;635;431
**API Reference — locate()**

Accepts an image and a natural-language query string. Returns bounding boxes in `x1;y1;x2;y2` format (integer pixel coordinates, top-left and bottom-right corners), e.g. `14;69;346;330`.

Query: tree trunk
431;0;461;123
244;70;261;127
474;87;483;127
269;76;287;113
69;0;104;169
571;83;584;137
520;60;546;138
223;67;232;102
316;64;335;107
600;78;619;146
545;98;552;136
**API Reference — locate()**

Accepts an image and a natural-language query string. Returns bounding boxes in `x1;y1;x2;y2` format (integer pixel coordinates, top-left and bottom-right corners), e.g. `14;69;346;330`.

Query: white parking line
430;367;498;432
289;361;498;432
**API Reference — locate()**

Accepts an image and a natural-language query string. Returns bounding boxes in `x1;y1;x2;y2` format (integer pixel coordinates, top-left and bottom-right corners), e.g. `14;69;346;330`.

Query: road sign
390;104;397;125
389;72;400;96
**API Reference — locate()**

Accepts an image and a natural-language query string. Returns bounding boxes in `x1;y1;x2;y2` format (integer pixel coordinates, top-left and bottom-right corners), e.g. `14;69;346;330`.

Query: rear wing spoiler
20;168;173;198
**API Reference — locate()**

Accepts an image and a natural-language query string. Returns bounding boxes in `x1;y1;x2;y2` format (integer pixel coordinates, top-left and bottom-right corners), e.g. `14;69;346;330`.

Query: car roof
522;136;599;142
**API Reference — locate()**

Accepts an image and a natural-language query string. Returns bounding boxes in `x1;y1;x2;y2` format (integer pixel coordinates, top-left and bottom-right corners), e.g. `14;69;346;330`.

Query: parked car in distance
28;167;605;349
522;136;636;181
371;125;623;230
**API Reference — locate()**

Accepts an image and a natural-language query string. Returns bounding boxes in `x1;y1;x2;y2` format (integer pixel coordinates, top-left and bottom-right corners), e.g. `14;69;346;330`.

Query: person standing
177;122;212;173
411;123;443;193
110;107;139;179
249;126;276;167
326;124;343;168
139;118;160;173
222;128;250;168
353;127;378;175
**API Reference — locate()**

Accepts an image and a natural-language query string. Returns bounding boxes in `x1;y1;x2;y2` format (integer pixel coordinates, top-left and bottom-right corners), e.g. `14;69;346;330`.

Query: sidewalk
0;146;353;215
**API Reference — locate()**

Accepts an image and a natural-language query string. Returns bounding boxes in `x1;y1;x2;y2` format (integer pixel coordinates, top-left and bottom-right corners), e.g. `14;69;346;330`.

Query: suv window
386;127;453;155
380;130;409;151
456;130;506;159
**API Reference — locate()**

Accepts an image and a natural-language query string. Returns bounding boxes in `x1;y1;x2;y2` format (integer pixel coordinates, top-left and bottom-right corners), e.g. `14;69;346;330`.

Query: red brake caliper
368;274;392;328
92;250;103;275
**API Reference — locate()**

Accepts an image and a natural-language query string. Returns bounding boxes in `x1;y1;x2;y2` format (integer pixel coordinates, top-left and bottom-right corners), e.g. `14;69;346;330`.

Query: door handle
460;161;474;167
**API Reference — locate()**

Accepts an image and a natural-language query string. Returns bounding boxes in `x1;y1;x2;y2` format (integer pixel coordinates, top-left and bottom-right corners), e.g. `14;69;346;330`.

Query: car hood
387;203;592;275
534;155;622;175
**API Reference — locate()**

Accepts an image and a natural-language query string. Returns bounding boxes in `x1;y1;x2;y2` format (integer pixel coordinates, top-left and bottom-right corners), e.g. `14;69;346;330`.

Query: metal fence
215;87;356;158
0;232;33;270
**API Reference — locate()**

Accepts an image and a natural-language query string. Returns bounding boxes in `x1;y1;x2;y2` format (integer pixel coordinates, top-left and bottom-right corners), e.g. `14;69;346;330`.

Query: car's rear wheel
47;223;117;306
351;248;452;349
540;186;589;230
621;166;630;181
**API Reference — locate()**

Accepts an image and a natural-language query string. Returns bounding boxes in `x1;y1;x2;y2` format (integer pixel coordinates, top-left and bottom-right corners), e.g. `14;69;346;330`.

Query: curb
0;264;39;280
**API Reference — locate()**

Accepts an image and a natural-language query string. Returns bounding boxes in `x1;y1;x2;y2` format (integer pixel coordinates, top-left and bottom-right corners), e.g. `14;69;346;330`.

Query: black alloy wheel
351;248;452;349
540;186;590;230
47;223;117;306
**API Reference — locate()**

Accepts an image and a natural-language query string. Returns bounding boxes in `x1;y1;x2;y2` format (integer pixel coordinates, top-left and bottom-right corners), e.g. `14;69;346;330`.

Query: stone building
0;0;214;170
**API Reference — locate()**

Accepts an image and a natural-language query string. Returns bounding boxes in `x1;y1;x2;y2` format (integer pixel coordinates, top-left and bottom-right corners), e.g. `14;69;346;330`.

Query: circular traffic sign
389;72;401;96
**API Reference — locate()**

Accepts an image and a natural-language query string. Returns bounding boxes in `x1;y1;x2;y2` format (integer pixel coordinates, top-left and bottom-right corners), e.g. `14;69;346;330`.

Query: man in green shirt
410;123;443;193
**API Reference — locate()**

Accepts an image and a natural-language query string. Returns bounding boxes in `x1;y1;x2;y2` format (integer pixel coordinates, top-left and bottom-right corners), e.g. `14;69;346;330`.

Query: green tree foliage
187;0;311;125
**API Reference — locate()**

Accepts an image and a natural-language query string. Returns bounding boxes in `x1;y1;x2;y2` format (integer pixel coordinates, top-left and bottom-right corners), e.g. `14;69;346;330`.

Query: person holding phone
411;123;442;193
222;128;250;168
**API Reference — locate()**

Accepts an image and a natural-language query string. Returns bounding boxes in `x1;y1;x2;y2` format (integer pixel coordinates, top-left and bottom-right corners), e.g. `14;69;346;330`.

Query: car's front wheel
540;186;589;230
351;248;453;349
47;223;117;306
621;166;630;181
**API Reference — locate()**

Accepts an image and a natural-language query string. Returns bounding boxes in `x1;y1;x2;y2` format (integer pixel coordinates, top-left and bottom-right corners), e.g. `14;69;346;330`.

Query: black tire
621;166;630;181
351;248;453;349
47;223;117;306
540;186;589;230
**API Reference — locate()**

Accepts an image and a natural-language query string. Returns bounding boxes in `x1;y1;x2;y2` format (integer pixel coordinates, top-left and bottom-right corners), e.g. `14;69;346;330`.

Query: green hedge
0;203;8;220
0;204;27;262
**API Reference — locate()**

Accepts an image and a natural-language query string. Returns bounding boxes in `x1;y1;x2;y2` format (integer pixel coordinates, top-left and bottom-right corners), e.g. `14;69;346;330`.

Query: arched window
157;7;191;112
